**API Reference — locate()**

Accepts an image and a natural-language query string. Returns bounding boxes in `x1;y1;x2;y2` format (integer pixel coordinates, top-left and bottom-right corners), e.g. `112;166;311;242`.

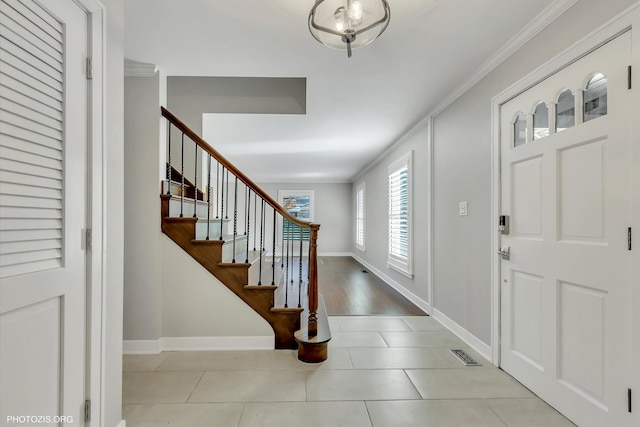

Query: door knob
497;247;510;260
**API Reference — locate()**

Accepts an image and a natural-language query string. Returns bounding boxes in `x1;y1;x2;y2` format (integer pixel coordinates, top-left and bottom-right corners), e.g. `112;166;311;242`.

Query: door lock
497;247;510;260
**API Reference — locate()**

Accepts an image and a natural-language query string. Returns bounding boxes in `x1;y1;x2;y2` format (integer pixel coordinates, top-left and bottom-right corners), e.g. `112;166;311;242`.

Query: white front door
0;0;88;424
499;31;633;426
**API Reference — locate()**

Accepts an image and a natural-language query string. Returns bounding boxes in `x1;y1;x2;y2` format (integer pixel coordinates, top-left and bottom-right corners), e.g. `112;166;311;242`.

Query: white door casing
0;0;88;424
499;31;633;427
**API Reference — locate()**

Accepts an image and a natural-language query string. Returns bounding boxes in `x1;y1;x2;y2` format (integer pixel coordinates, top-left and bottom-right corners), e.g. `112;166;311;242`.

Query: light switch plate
459;201;468;216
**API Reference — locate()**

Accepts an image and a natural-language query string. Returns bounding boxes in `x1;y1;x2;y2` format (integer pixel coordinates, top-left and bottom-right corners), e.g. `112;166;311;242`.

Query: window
555;89;575;132
513;113;527;147
355;182;365;251
583;73;607;122
387;151;413;277
278;190;313;241
533;102;549;140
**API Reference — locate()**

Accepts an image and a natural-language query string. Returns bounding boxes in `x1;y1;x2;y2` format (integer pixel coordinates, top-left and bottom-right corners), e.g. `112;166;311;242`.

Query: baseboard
351;253;432;315
122;340;161;355
123;336;273;354
116;420;126;427
318;252;352;257
432;308;493;364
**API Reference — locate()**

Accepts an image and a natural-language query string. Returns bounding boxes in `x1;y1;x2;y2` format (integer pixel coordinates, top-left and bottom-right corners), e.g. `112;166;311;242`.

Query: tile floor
122;316;575;426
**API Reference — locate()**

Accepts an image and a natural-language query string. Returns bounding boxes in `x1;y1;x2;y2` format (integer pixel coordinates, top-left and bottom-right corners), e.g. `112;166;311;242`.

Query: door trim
490;2;640;366
71;0;106;425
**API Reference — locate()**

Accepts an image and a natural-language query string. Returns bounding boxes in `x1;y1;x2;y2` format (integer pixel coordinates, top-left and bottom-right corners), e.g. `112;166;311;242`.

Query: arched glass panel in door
555;89;575;132
583;73;607;122
513;113;527;147
533;102;549;140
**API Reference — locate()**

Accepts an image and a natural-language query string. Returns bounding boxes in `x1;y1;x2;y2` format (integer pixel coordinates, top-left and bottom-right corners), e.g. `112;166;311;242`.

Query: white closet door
0;0;88;424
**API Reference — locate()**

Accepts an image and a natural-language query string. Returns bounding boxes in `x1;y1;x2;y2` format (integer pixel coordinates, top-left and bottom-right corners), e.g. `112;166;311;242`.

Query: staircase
160;107;330;362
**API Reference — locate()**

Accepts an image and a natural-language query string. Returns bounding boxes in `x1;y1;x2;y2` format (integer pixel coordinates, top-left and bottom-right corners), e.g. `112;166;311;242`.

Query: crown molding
124;58;157;77
351;0;577;182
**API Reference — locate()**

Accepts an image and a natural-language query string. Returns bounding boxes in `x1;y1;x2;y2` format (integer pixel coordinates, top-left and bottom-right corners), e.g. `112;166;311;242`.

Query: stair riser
169;198;209;218
221;235;249;261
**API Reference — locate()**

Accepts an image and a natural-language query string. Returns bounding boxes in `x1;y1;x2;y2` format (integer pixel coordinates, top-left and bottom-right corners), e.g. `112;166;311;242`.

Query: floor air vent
449;349;481;366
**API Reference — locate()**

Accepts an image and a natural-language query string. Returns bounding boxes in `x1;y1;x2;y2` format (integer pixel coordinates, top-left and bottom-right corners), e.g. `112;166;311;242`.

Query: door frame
71;0;107;425
490;3;640;366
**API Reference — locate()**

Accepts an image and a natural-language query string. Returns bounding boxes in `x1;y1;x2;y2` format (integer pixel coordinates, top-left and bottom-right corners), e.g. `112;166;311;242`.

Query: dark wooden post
307;223;320;337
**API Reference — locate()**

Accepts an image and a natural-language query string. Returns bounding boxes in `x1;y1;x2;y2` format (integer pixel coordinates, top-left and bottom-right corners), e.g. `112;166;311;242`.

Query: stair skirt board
123;336;275;354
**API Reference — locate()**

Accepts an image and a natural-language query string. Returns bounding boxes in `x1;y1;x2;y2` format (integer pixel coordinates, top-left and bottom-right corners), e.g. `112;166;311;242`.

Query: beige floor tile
406;368;534;399
348;347;449;369
484;398;576;427
123;353;170;372
329;331;388;348
366;399;507;427
188;370;307;403
122;371;204;404
123;403;243;426
336;316;413;332
402;316;447;331
306;369;421;401
255;347;352;370
156;350;258;371
380;330;466;348
239;401;372;427
328;317;342;332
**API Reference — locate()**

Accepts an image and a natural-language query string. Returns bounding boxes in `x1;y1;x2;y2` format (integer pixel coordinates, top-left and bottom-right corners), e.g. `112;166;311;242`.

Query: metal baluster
193;144;198;217
271;207;276;286
206;155;211;240
281;218;285;268
180;133;185;217
225;169;229;219
258;199;264;285
290;226;295;283
298;226;303;307
253;193;257;251
284;220;290;308
219;166;225;240
232;175;238;263
215;162;220;219
166;122;171;195
245;188;250;263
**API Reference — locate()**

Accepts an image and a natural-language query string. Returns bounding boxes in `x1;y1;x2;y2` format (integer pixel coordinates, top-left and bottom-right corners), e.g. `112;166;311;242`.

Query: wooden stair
160;106;330;361
161;194;305;349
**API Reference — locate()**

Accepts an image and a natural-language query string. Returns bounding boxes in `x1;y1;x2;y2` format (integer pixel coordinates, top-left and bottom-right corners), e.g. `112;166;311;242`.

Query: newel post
308;223;320;337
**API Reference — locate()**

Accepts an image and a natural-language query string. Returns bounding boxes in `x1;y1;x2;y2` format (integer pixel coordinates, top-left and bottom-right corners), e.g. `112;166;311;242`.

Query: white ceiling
125;0;556;182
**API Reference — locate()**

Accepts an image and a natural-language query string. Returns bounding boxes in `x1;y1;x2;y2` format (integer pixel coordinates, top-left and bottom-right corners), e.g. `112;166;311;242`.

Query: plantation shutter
0;0;65;278
388;165;409;261
355;184;364;249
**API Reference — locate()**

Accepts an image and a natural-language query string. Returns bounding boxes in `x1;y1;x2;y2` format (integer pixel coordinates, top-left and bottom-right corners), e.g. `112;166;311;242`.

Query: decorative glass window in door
533;102;549;140
583;73;607;122
513;113;527;147
555;89;575;132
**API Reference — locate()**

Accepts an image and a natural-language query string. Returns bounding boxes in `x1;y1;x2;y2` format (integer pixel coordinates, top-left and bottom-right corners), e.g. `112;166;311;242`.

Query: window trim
355;182;366;252
387;151;413;278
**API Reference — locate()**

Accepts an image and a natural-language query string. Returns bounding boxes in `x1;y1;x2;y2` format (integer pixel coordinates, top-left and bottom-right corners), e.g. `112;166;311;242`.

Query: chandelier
308;0;390;58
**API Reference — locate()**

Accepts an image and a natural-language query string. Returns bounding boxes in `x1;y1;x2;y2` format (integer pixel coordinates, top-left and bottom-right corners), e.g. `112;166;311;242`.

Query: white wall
124;74;164;341
352;124;431;310
432;0;637;347
351;0;637;350
123;74;275;350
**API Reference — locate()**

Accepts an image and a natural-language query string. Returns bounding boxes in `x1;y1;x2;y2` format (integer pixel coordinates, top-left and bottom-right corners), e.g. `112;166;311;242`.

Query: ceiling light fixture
308;0;390;58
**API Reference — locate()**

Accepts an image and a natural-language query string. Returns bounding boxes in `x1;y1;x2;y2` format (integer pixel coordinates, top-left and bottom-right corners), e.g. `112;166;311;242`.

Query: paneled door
499;31;633;427
0;0;88;424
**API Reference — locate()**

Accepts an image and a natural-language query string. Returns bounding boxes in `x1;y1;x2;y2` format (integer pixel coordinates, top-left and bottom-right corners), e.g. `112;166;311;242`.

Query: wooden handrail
161;106;313;230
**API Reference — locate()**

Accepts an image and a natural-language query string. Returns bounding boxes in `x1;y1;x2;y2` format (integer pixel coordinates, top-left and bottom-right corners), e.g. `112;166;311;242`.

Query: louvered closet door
0;0;88;423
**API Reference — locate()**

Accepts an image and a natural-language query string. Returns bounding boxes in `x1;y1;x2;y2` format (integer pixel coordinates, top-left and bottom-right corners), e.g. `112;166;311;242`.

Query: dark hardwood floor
318;256;426;316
